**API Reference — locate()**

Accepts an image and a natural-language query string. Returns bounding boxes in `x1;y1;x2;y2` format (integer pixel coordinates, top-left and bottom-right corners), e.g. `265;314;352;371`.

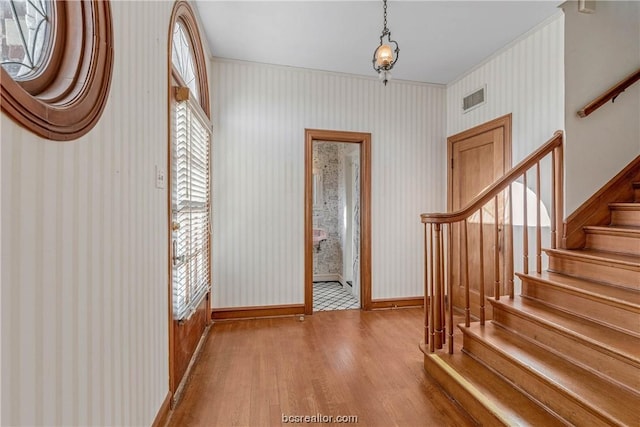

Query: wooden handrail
577;68;640;118
421;131;563;224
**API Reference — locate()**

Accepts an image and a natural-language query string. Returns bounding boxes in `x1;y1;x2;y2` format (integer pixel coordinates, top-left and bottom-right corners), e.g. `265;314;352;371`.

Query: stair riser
548;254;640;290
521;281;640;336
422;353;507;426
611;209;640;227
634;188;640;203
492;306;640;392
462;335;613;427
585;232;640;257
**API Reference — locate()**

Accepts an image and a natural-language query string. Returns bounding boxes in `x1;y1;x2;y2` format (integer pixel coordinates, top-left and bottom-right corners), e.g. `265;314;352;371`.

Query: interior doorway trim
304;129;372;315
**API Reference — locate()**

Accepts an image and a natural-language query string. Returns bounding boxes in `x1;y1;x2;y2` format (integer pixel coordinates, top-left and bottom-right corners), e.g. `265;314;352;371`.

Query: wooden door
169;77;211;402
448;115;511;318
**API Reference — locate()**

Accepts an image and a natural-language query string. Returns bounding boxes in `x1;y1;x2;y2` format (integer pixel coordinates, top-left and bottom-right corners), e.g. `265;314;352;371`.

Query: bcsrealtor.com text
282;413;358;424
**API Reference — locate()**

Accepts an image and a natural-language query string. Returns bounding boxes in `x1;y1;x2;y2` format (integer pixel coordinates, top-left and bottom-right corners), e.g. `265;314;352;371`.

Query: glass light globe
375;44;393;67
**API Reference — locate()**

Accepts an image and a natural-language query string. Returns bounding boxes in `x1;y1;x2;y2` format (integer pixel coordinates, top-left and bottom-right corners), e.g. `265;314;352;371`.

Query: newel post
553;136;564;249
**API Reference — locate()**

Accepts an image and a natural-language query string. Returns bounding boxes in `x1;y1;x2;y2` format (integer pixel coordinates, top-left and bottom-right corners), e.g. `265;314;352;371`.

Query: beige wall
211;59;446;305
563;0;640;213
1;2;184;425
447;13;565;165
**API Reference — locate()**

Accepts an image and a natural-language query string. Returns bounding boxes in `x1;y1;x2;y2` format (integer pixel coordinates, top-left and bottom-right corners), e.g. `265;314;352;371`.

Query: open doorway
311;141;360;311
304;129;372;315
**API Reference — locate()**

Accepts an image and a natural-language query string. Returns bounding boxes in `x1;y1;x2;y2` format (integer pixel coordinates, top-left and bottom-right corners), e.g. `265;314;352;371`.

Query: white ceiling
195;1;562;85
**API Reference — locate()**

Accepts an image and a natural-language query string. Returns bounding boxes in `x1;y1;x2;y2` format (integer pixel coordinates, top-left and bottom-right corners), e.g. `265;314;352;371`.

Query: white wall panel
1;2;173;425
446;13;565;164
211;60;446;305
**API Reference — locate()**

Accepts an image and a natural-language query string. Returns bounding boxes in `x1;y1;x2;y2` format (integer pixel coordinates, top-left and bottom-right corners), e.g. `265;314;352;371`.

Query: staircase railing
577;68;640;118
421;131;563;353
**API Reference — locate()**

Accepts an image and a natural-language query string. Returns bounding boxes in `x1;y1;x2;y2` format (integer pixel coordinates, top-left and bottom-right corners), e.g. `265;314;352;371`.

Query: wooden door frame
304;129;372;315
447;114;512;211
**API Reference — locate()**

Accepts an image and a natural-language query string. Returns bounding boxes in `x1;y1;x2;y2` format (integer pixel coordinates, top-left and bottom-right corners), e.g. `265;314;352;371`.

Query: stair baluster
463;218;471;327
447;223;454;354
494;195;500;301
421;131;564;354
507;183;515;298
479;208;486;325
536;161;542;274
523;172;529;274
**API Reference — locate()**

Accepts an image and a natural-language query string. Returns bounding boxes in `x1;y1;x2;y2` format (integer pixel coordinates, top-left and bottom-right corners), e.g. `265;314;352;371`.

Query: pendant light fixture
372;0;399;85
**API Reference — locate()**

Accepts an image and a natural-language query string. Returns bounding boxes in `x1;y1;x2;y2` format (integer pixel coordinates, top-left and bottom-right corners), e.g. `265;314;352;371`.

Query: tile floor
313;281;360;311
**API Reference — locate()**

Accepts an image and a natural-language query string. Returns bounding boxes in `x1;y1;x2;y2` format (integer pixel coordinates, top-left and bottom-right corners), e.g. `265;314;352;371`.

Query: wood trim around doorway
304;129;372;315
447;114;512;211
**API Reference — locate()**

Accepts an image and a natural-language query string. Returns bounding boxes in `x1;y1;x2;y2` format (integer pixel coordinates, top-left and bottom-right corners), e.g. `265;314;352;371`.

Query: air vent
463;86;486;113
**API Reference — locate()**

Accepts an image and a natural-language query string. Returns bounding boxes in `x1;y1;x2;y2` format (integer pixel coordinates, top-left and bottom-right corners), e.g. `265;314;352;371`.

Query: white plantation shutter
172;97;211;320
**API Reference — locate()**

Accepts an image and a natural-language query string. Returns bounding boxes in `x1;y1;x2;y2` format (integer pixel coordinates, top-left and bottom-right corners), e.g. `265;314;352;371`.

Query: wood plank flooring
167;308;475;427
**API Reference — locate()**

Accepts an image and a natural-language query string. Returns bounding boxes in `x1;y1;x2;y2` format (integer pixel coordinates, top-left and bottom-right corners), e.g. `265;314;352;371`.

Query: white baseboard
337;274;347;287
313;273;341;282
314;274;349;288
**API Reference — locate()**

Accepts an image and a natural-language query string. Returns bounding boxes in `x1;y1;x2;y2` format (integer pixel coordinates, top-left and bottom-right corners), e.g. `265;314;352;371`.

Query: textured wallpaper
312;142;345;276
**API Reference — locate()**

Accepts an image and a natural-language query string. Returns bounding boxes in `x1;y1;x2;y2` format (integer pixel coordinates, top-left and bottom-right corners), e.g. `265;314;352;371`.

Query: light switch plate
155;165;166;189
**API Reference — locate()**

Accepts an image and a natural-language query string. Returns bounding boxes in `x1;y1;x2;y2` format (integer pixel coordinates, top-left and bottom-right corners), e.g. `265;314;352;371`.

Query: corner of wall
563;0;640;213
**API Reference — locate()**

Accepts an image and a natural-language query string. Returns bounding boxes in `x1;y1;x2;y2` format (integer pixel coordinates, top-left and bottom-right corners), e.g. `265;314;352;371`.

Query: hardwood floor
167;308;475;427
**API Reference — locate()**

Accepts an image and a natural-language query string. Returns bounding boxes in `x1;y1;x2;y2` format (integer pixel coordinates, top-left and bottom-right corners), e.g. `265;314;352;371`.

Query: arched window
172;20;199;102
168;1;211;322
168;1;209;116
0;0;114;141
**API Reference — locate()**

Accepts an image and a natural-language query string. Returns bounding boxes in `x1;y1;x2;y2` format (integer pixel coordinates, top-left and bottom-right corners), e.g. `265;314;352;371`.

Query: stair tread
584;224;640;235
493;297;640;365
545;247;640;268
463;323;640;426
424;348;566;426
609;202;640;209
517;271;640;307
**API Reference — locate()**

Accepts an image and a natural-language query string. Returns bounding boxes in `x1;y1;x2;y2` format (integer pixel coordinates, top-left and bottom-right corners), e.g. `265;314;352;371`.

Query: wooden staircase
422;182;640;426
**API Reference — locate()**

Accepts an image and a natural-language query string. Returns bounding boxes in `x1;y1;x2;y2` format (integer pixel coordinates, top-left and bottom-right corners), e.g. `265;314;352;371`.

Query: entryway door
448;114;512;319
168;5;212;403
